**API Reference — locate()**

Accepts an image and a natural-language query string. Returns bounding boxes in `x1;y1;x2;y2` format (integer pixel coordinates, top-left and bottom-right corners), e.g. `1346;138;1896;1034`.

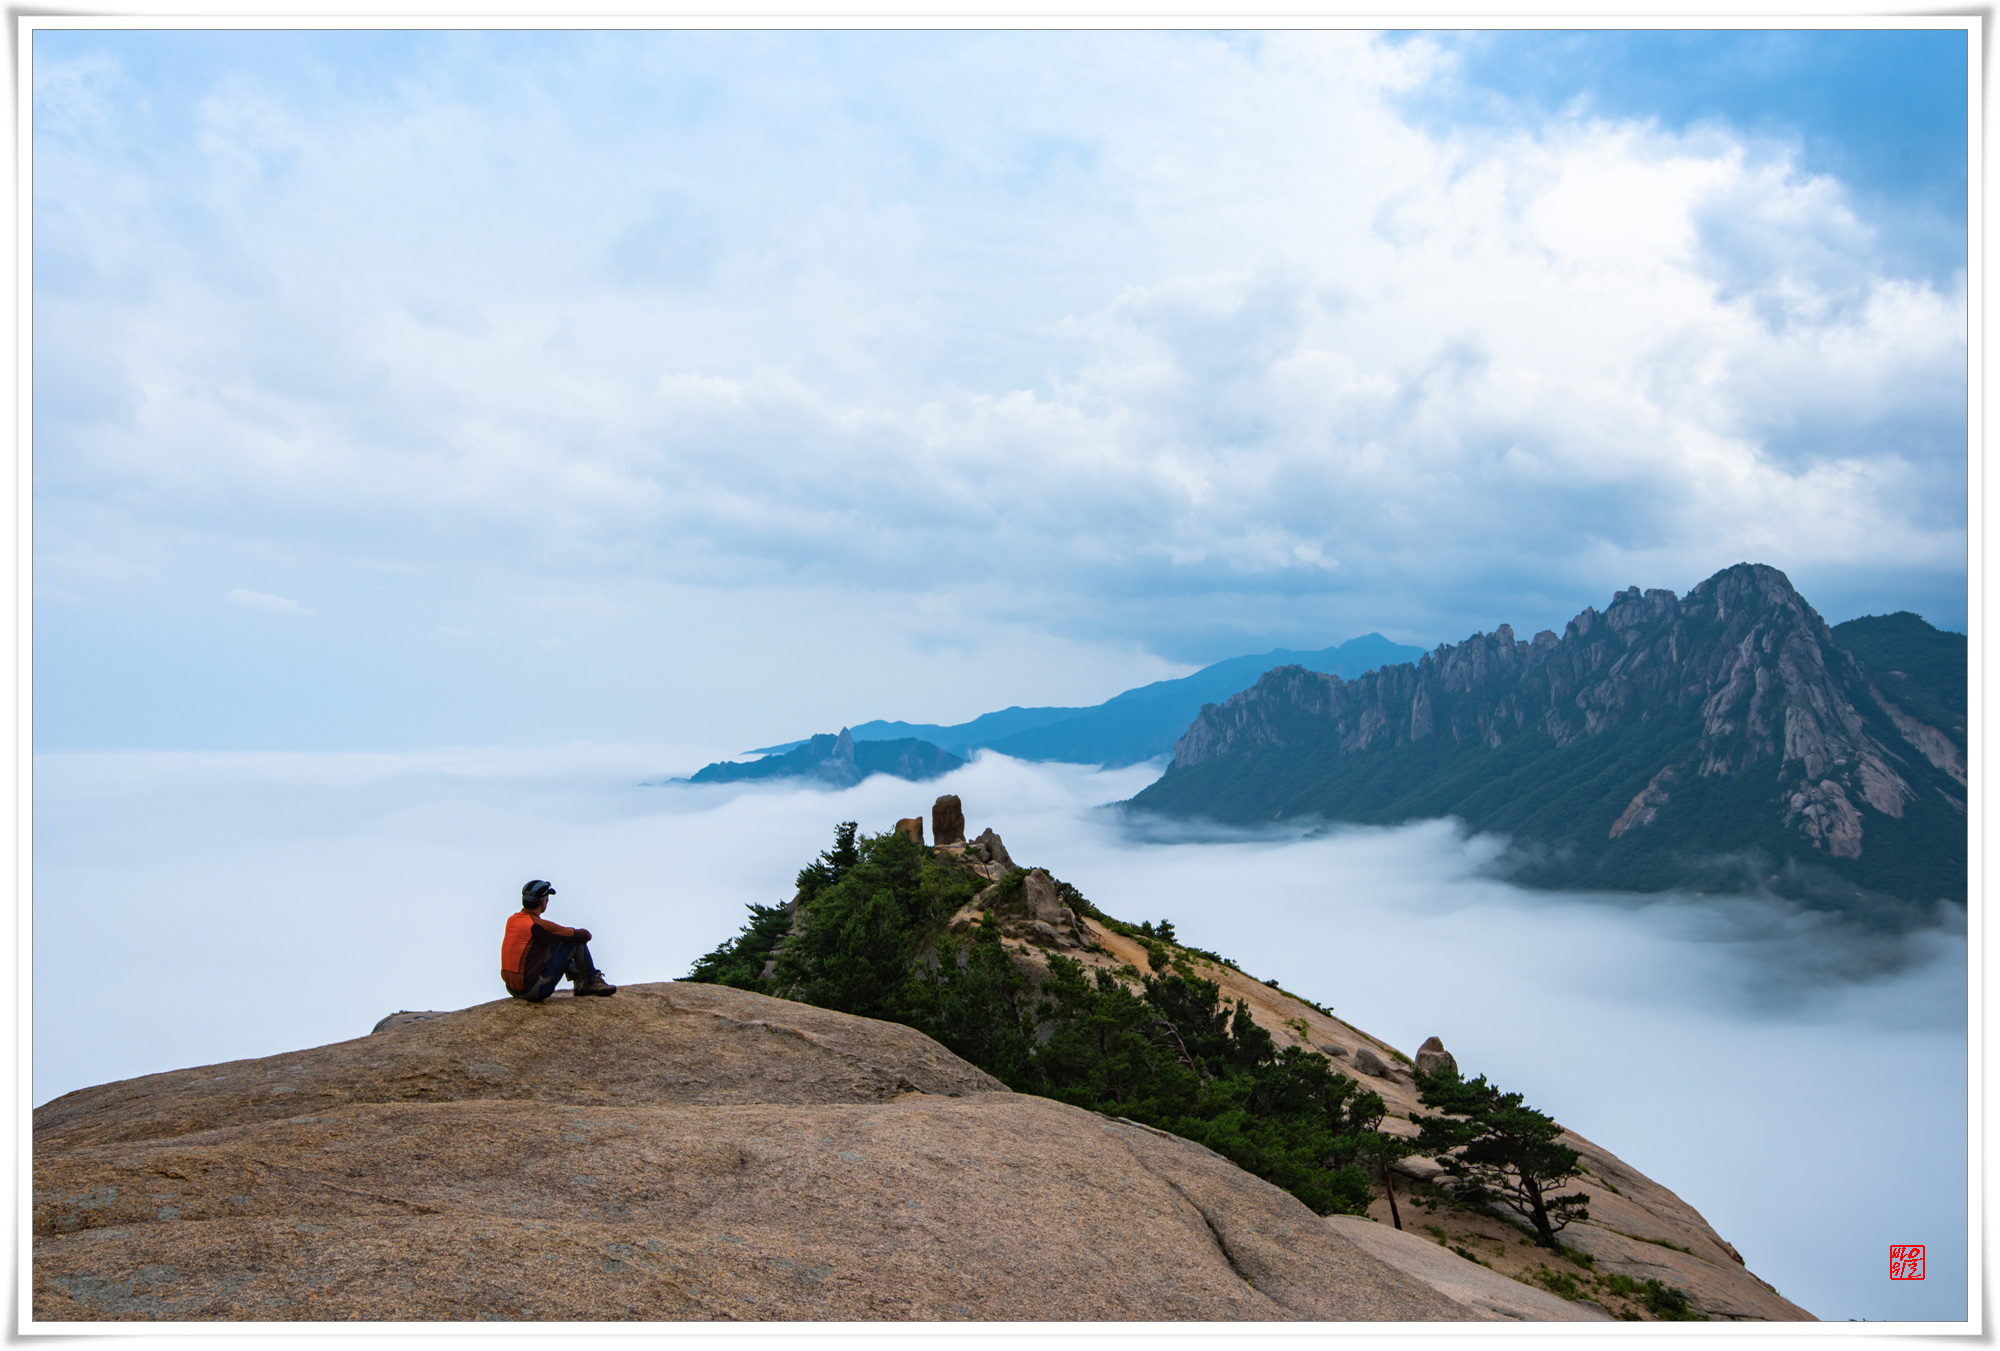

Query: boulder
970;828;1015;872
931;795;965;847
894;817;925;846
34;984;1480;1323
1022;869;1068;925
1352;1046;1390;1078
1317;1043;1350;1058
1414;1036;1458;1080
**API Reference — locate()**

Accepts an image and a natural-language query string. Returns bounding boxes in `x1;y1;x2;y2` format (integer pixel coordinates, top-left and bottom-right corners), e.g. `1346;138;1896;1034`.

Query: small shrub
1451;1245;1490;1267
1639;1279;1706;1321
1531;1267;1584;1302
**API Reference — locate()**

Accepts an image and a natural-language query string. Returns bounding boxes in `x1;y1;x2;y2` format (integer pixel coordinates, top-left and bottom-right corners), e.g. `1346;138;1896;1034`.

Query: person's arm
531;913;581;941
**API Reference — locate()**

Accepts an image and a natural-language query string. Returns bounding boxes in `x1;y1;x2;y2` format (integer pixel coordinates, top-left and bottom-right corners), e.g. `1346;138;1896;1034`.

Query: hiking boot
574;970;618;997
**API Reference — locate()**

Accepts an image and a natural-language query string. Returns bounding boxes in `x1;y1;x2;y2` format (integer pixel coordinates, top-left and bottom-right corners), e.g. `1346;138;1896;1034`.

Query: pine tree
1413;1066;1589;1249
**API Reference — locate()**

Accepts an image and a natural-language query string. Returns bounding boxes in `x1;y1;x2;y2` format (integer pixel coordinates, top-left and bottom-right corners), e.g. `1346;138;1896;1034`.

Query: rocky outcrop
967;828;1015;875
1134;564;1965;905
894;817;925;846
1062;921;1814;1323
948;866;1090;951
35;984;1480;1323
1414;1036;1457;1080
931;795;965;847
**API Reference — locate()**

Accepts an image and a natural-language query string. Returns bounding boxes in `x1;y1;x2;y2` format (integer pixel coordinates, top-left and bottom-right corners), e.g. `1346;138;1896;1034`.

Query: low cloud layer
31;30;1968;749
33;747;1966;1321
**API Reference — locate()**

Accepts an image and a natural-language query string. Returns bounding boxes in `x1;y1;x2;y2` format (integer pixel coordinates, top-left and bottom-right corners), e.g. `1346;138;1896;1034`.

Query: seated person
502;879;617;1001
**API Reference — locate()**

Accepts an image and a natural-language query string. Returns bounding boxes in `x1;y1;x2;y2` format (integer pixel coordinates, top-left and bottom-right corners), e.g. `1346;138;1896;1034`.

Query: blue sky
32;27;1971;751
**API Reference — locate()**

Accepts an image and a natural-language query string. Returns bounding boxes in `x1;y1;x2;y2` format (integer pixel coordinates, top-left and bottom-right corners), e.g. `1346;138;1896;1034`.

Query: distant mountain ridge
754;633;1427;768
1129;565;1966;911
691;729;964;787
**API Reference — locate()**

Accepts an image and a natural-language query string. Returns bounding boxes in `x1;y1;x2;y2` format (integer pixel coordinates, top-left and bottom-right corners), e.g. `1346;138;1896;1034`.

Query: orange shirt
502;910;580;993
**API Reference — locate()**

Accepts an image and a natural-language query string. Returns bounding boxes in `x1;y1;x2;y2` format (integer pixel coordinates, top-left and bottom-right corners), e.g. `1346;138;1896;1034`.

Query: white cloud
31;31;1966;745
226;587;304;614
31;747;1967;1320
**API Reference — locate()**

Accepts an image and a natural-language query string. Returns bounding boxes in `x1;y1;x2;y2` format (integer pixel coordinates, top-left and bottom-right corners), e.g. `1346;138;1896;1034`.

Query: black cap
522;879;555;903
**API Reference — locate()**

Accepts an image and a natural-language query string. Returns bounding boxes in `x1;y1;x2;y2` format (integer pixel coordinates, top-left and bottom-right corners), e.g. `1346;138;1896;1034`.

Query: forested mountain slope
1129;565;1964;912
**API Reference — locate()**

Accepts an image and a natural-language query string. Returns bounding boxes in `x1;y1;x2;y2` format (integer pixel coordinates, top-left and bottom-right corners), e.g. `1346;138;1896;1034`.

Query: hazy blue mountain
1129;566;1965;914
691;730;964;788
751;634;1426;767
756;704;1089;755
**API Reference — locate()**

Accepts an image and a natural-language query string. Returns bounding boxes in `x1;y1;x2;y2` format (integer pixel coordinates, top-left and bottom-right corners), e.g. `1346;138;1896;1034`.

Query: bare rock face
893;817;925;847
957;828;1019;880
1141;563;1965;901
1413;1036;1457;1080
1022;869;1066;923
33;984;1478;1323
931;795;965;847
1065;922;1814;1323
946;869;1087;951
1325;1217;1608;1322
968;828;1014;871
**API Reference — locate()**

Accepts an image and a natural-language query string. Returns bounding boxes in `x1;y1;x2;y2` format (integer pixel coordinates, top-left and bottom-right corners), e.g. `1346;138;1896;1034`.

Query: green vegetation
1832;612;1967;745
1606;1228;1702;1258
687;822;1408;1219
1637;1278;1706;1320
1413;1066;1589;1250
1529;1266;1584;1301
1129;598;1968;911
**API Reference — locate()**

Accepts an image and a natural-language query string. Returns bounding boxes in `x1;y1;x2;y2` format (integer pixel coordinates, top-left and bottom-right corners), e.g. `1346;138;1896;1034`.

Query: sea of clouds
33;746;1966;1323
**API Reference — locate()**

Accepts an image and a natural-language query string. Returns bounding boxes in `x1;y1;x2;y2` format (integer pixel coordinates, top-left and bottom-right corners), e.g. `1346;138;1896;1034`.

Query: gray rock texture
970;828;1014;872
1414;1036;1457;1080
33;984;1478;1323
1064;921;1814;1322
1141;563;1963;900
1352;1046;1390;1078
1324;1216;1610;1322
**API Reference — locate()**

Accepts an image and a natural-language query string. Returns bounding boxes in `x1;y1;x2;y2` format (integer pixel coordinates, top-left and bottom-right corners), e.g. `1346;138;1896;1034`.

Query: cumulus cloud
32;30;1966;692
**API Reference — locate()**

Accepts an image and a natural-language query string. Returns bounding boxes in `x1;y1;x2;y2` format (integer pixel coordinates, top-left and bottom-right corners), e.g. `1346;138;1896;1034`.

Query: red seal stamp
1890;1245;1925;1280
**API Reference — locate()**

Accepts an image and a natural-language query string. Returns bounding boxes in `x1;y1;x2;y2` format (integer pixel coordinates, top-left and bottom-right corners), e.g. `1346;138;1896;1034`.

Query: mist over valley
34;743;1965;1322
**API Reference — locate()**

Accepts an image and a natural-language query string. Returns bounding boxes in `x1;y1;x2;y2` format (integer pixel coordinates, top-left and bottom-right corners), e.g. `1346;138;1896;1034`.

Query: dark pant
515;940;596;1003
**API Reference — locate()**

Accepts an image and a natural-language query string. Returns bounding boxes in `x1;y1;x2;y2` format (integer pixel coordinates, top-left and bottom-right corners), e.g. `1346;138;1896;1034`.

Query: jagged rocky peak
1139;564;1965;904
924;794;1013;872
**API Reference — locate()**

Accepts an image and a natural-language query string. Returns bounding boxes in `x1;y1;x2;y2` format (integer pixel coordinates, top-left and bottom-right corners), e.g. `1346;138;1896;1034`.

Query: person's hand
573;929;592;944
